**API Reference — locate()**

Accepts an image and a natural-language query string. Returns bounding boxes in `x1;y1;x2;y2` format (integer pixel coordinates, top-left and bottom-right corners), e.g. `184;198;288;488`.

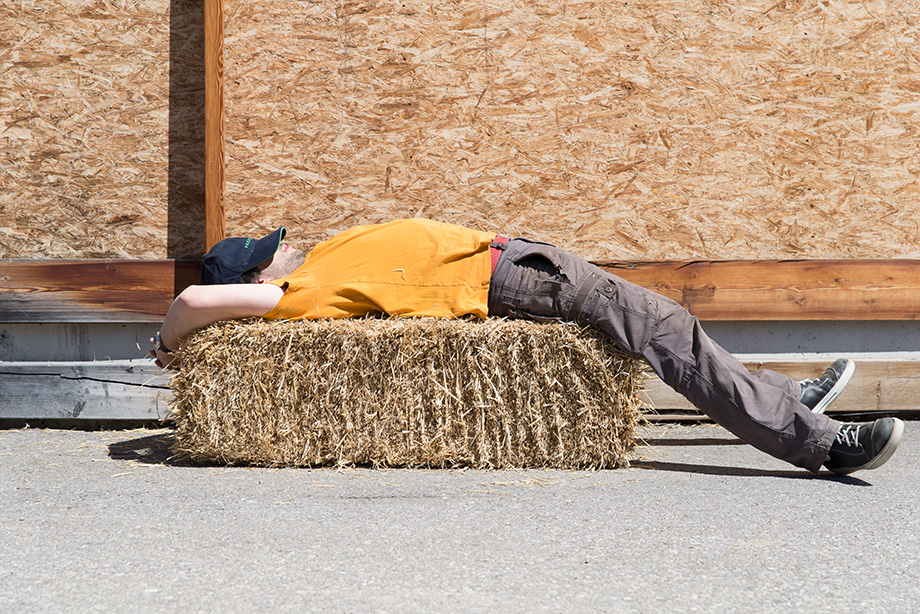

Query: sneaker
800;358;855;414
824;418;904;475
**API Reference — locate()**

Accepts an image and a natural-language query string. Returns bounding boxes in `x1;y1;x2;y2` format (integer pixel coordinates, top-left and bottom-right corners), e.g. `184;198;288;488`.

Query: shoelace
801;365;840;390
799;374;829;390
835;424;862;447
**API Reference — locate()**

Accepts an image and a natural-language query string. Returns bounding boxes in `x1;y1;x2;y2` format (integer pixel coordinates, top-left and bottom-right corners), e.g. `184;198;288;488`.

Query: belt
490;235;509;275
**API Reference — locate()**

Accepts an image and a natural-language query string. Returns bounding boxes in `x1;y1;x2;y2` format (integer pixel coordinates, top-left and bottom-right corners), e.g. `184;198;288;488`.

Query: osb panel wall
0;0;205;259
225;0;920;260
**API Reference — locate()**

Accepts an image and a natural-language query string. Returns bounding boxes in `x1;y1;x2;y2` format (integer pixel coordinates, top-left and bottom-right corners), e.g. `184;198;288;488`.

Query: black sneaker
800;358;855;414
824;418;904;475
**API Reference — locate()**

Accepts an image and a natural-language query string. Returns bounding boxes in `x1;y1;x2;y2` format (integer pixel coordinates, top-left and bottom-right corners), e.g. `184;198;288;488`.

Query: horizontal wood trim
0;260;201;323
600;259;920;320
1;358;915;424
2;258;918;322
643;357;920;416
0;361;172;422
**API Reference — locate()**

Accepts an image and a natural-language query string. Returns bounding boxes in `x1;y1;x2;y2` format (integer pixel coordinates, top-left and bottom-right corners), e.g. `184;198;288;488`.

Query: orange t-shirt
262;219;495;320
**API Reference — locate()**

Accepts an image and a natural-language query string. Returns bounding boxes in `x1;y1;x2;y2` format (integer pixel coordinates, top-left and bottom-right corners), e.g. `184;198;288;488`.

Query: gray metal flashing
3;320;920;362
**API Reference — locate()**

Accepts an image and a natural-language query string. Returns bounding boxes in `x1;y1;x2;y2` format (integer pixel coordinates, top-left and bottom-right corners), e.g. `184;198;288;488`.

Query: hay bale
170;318;646;469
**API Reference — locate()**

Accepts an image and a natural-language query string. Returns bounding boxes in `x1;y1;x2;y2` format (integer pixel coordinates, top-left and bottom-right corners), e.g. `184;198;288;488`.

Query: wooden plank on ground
1;357;916;423
0;260;201;323
0;361;172;422
642;357;920;418
600;259;920;320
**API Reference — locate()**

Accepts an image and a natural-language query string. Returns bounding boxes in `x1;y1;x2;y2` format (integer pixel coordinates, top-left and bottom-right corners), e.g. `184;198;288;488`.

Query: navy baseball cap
200;227;287;285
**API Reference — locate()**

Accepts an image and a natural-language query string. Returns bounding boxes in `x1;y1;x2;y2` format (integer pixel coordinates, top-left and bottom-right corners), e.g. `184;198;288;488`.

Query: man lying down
151;218;903;476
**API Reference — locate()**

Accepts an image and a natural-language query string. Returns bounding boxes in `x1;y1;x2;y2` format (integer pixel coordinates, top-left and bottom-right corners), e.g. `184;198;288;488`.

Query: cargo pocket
505;242;571;322
587;276;660;357
508;240;579;281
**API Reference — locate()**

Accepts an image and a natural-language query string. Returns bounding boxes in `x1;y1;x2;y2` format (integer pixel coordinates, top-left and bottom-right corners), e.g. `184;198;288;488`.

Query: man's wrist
155;330;178;355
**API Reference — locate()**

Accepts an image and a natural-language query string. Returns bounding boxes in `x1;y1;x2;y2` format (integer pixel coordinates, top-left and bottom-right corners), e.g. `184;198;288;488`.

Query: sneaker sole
830;418;905;475
811;359;856;414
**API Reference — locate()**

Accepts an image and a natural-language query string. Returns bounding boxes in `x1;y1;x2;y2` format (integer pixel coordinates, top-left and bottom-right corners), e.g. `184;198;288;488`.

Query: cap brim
242;227;287;275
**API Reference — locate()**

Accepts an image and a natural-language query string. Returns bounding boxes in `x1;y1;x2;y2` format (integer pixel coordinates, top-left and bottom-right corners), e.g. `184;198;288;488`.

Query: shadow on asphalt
108;432;194;466
631;459;872;485
108;433;873;486
641;437;746;447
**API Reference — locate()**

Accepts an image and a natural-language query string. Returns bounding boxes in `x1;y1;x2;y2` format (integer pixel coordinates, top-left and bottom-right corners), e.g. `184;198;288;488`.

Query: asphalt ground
2;422;918;613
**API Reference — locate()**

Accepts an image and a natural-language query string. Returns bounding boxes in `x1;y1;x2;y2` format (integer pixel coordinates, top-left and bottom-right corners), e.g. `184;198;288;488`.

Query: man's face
255;243;307;282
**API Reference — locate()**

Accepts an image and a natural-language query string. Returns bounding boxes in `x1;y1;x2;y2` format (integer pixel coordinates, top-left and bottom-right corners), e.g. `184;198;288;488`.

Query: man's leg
488;238;839;472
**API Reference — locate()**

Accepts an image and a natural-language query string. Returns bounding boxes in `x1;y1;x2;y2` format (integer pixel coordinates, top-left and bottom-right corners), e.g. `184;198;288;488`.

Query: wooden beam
204;0;226;250
2;259;919;322
601;259;920;320
0;260;201;323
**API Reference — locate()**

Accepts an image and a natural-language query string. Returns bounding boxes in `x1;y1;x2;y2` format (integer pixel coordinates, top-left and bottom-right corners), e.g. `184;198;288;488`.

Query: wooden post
204;0;226;250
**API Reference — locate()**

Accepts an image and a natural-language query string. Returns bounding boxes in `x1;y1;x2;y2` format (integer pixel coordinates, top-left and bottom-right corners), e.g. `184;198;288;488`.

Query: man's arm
151;283;284;368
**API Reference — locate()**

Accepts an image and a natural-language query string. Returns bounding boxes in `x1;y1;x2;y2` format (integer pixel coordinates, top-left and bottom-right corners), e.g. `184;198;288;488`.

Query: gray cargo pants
487;238;840;472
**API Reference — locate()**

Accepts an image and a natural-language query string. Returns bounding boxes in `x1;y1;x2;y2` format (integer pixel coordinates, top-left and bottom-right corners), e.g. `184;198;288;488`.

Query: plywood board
5;0;920;262
0;0;205;259
223;0;920;261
